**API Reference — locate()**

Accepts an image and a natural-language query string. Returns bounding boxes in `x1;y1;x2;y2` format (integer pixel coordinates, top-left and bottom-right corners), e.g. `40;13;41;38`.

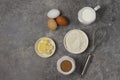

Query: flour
64;30;88;54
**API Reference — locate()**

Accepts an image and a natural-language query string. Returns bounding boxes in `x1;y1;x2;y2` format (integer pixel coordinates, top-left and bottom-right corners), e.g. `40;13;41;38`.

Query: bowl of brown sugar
57;56;76;75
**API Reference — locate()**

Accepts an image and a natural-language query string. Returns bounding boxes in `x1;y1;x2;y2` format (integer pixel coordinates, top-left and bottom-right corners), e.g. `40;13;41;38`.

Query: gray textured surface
0;0;120;80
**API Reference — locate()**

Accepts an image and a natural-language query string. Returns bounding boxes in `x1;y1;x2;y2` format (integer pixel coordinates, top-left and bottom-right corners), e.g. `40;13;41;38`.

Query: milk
78;5;101;25
81;8;95;22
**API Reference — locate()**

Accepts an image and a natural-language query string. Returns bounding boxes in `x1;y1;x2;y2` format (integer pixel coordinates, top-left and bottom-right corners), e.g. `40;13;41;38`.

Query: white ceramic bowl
57;56;76;75
64;29;89;54
35;37;56;58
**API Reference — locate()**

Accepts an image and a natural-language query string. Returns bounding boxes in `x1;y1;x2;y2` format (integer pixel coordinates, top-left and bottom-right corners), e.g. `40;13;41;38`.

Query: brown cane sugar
60;60;72;72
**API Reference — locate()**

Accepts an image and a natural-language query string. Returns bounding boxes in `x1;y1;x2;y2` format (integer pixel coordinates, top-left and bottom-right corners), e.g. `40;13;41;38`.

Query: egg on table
56;16;69;26
47;9;60;18
48;19;58;30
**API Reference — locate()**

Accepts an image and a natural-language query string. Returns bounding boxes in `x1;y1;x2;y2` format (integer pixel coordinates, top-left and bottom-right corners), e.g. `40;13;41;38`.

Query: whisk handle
81;54;92;76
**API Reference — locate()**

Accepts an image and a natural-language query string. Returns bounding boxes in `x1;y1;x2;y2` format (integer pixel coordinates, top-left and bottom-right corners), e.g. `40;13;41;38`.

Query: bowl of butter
35;37;56;58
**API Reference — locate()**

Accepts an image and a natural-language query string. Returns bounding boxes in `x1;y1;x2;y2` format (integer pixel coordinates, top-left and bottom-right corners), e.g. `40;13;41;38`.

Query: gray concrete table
0;0;120;80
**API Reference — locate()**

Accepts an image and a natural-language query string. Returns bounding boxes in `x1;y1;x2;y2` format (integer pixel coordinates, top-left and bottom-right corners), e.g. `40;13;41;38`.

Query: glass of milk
78;5;100;25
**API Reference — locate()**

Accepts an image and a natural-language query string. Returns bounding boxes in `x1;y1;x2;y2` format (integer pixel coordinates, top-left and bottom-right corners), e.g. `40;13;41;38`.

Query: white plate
64;29;89;54
35;37;56;58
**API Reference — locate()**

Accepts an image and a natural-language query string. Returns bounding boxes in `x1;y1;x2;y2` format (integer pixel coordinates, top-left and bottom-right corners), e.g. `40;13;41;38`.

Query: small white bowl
35;37;56;58
57;56;76;75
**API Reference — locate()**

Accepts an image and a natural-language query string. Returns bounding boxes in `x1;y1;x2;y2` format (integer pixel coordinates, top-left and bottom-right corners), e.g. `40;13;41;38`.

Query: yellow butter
37;38;54;55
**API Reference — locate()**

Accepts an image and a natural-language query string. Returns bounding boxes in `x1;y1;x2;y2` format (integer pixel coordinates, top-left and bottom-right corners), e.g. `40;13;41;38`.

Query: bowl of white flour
64;29;89;54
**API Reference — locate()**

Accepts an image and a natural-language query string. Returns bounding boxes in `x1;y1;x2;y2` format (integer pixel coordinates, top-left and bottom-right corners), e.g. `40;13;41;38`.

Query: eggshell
48;19;57;30
47;9;60;18
56;16;69;26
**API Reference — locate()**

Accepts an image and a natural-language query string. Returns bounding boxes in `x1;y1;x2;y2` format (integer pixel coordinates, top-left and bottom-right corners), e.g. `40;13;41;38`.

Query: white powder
64;30;88;54
82;9;95;22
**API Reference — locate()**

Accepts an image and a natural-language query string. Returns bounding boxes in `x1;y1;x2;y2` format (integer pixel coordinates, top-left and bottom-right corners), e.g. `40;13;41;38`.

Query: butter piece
37;38;54;55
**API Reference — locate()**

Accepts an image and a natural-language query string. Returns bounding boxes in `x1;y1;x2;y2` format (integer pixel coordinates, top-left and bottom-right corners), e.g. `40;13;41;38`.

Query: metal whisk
81;27;107;76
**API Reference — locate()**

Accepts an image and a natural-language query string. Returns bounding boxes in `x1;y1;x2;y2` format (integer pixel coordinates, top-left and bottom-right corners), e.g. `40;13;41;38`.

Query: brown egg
48;19;57;30
56;16;68;26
